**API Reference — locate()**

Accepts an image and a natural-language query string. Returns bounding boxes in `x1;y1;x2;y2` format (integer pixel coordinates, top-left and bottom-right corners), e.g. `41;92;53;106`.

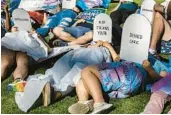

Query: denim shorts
63;26;91;38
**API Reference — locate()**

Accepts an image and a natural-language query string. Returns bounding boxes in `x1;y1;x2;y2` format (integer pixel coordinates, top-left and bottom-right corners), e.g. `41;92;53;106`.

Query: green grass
2;76;171;114
1;0;171;114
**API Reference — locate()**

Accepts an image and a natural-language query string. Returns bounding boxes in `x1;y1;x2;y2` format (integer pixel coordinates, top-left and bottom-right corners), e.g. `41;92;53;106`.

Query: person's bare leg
53;27;76;42
68;31;93;45
81;65;105;103
13;52;29;80
162;19;171;41
150;12;164;51
76;79;89;101
68;79;93;114
1;50;15;80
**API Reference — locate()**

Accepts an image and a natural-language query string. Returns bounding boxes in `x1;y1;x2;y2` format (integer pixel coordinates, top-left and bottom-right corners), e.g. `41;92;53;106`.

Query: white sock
149;48;156;54
93;102;106;108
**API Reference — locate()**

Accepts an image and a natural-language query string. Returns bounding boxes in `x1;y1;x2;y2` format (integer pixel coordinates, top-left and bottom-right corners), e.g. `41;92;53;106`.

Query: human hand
114;55;120;62
142;60;151;69
160;71;167;78
102;41;110;48
96;40;104;47
11;26;18;32
77;19;86;23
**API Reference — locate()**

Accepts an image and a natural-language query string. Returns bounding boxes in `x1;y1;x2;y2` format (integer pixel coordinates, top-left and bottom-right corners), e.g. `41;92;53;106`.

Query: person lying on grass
35;3;83;38
14;40;114;112
1;4;51;92
149;0;171;57
68;41;170;114
51;0;138;47
142;59;171;114
1;4;29;92
52;0;112;46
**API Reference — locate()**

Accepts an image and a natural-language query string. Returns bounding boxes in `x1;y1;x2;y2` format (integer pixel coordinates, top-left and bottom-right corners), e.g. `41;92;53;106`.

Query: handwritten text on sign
140;0;156;24
12;9;32;31
120;14;151;64
96;21;109;36
129;33;143;44
93;13;112;43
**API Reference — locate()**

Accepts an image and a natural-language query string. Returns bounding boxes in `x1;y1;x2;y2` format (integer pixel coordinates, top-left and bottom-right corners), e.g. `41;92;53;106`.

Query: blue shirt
36;9;77;37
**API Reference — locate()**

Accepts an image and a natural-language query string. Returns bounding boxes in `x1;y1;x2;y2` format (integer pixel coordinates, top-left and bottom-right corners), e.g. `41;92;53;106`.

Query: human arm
102;41;120;61
71;19;86;27
142;60;161;81
3;4;11;31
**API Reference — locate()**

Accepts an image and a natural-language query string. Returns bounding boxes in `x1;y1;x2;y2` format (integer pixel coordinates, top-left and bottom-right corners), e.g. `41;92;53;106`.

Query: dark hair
167;1;171;20
76;5;83;12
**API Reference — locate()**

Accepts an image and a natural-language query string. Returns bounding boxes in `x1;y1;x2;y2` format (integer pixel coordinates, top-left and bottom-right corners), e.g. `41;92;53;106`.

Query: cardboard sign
19;0;61;12
62;0;76;9
93;13;112;43
120;14;151;64
75;8;106;24
140;0;156;24
12;9;32;31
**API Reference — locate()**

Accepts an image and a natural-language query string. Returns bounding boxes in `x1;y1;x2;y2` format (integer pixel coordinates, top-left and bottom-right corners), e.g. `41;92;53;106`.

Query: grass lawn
1;0;171;114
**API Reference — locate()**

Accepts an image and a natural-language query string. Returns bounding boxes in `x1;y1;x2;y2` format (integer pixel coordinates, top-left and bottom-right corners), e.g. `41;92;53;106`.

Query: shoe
42;82;51;106
7;78;27;92
91;102;113;114
68;100;94;114
53;39;68;47
52;91;62;101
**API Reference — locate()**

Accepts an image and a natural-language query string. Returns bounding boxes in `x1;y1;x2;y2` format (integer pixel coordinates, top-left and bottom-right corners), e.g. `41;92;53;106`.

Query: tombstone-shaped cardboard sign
93;13;112;43
62;0;76;9
12;9;32;31
140;0;156;24
120;14;151;64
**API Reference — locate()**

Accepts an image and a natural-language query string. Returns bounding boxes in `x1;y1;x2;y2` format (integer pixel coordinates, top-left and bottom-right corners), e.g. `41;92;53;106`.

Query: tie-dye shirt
98;60;147;98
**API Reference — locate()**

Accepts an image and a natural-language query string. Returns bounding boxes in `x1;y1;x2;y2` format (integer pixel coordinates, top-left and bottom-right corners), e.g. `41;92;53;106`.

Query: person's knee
81;66;92;79
1;57;13;69
16;52;29;67
1;58;12;79
85;31;93;39
53;27;63;37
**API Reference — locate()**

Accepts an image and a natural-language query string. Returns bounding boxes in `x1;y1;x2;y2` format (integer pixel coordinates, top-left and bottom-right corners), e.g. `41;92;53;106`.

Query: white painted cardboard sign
140;0;156;24
12;9;32;31
93;13;112;43
62;0;76;9
19;0;61;12
120;14;151;64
